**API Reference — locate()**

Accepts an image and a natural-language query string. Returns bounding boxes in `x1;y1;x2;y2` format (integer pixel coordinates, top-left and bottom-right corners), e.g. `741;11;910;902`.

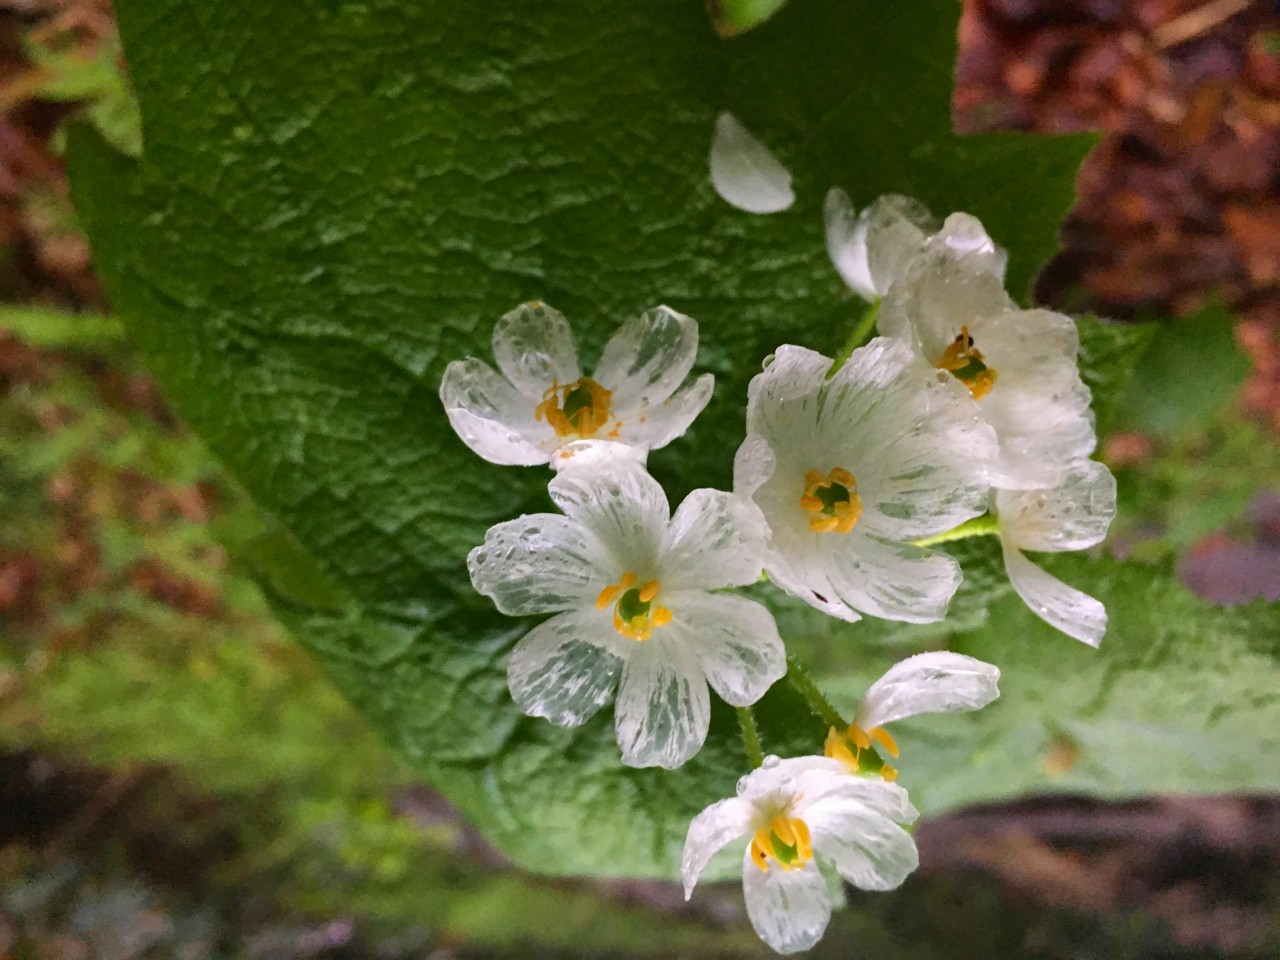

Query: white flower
992;459;1117;646
440;302;714;471
824;652;1001;779
710;112;795;214
824;190;1006;302
734;339;997;624
682;756;919;954
878;239;1096;489
468;462;785;769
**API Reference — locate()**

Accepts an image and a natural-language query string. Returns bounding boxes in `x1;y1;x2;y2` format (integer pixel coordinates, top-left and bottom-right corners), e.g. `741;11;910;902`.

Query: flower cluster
441;175;1115;951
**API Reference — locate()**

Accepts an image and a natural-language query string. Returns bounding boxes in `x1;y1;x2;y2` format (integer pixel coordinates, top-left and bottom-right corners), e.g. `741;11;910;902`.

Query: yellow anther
881;765;899;783
600;572;668;642
800;467;863;535
848;724;873;751
872;726;900;759
825;726;859;771
749;814;813;872
935;325;998;401
535;376;614;439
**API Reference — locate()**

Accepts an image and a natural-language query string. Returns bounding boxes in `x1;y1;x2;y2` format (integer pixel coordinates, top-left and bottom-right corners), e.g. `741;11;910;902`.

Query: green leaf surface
69;0;1267;882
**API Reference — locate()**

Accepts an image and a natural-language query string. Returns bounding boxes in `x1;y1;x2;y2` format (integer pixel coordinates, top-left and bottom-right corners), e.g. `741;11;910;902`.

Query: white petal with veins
709;112;795;214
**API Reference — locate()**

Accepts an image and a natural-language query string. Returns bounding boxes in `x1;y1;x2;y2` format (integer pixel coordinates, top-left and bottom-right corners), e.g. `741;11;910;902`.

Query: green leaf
67;0;1114;879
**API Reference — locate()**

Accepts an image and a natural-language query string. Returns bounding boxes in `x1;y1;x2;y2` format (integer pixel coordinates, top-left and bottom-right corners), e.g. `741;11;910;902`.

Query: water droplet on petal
762;754;780;769
736;775;751;796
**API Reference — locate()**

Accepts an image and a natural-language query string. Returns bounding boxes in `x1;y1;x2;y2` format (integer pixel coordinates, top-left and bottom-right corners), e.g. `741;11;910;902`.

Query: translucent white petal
792;768;918;823
440;358;550;465
856;651;1001;730
1002;542;1107;647
661;489;768;591
995;459;1117;552
681;797;755;897
593;306;700;410
664;592;785;707
746;345;832;421
741;849;831;955
468;514;611;615
709;112;795;214
548;463;670;574
824;188;876;300
877;243;1014;362
763;541;863;623
491;302;582;398
621;373;715;451
937;211;1007;280
824;535;962;623
806;798;919;892
862;194;936;298
733;432;777;501
548;438;649;474
507;608;627;727
821;339;995;540
614;632;710;769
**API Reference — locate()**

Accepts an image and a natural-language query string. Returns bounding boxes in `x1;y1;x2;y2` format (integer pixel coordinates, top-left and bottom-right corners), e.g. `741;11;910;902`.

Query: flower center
935;326;998;401
535;377;614;439
749;814;813;873
596;571;672;641
800;467;862;534
824;723;900;782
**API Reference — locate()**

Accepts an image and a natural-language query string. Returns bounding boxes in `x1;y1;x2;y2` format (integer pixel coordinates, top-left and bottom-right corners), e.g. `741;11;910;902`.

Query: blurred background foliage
1;0;1278;957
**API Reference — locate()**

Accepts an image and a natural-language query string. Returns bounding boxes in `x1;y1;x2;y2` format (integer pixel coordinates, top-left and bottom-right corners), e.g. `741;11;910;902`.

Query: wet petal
507;608;626;726
662;489;768;591
995;459;1116;552
594;306;701;410
492;302;582;398
709;112;795;214
806;797;919;891
665;592;785;707
468;513;610;615
856;651;1001;729
681;797;755;897
937;211;1007;279
440;358;549;465
862;194;936;298
825;535;962;623
741;849;831;955
549;463;670;573
824;188;875;300
1002;542;1107;647
733;432;777;501
548;438;649;474
622;373;715;451
614;632;710;769
793;771;918;824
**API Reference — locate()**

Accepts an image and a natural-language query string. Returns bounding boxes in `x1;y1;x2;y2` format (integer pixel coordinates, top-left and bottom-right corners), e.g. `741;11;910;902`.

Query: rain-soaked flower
734;338;996;623
992;458;1117;646
877;238;1096;490
709;112;795;214
440;302;714;470
823;652;1001;781
682;755;919;954
468;462;785;769
824;190;1005;302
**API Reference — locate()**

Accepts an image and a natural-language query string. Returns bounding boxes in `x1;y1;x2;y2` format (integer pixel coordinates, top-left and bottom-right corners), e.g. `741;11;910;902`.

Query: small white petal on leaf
1002;541;1107;646
856;651;1001;729
741;849;831;955
709;112;795;214
614;633;711;769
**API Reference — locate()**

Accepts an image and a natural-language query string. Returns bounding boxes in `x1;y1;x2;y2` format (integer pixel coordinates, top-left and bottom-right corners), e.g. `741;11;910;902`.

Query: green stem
736;706;764;769
785;656;846;730
913;514;1000;548
827;300;880;375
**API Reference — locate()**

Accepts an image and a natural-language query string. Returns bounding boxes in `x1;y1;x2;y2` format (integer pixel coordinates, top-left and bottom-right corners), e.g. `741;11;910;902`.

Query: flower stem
913;514;1000;548
736;706;764;769
827;300;880;375
785;656;846;729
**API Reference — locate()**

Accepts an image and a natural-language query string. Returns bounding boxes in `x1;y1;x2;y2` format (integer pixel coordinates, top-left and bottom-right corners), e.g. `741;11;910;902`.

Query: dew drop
736;775;751;796
761;754;780;769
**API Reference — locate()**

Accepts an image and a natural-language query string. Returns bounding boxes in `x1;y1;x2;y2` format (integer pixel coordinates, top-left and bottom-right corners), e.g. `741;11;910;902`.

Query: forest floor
0;1;1278;957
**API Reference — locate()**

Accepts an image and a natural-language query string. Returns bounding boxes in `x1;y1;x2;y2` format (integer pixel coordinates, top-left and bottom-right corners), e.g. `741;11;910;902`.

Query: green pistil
771;835;800;865
615;588;651;623
562;384;595;426
949;355;989;383
815;482;852;515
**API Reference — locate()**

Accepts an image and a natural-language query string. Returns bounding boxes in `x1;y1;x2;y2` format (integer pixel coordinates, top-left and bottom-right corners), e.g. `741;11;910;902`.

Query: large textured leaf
65;0;1270;883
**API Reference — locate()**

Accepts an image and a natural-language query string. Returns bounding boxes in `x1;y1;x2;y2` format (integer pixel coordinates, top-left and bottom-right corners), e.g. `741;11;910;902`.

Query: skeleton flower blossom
823;652;1001;781
878;238;1096;489
734;338;997;623
440;302;714;471
682;756;918;954
468;462;785;769
824;190;1006;302
992;459;1117;646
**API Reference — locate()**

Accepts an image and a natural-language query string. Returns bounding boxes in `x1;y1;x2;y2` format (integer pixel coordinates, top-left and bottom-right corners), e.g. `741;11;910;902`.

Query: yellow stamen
600;571;668;641
748;814;814;872
935;326;998;401
872;726;900;759
848;724;872;751
824;726;859;772
535;377;614;439
881;765;899;783
799;467;863;535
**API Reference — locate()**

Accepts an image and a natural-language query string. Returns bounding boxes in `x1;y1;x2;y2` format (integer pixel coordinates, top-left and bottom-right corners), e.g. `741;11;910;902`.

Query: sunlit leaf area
1;1;1277;957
